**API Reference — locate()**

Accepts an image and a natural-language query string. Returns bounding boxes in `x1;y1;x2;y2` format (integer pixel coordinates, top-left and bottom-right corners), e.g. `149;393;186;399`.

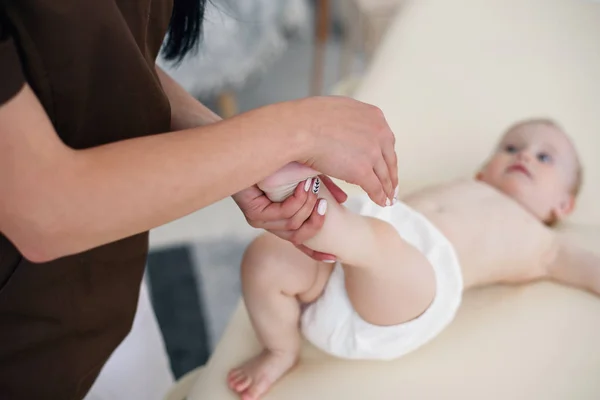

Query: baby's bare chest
404;180;556;288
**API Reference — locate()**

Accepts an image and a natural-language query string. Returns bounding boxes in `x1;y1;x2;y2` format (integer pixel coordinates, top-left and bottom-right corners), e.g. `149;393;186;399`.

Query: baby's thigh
343;218;437;326
241;232;334;300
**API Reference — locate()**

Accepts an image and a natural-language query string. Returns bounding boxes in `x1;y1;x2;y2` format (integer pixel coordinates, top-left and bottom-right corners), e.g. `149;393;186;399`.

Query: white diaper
300;196;464;361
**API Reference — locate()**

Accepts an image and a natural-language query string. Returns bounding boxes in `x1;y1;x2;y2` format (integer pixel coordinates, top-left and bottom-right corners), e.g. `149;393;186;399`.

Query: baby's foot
258;162;320;202
227;349;298;400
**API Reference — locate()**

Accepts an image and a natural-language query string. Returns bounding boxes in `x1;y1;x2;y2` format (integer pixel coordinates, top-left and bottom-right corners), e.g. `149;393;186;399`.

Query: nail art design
312;177;321;194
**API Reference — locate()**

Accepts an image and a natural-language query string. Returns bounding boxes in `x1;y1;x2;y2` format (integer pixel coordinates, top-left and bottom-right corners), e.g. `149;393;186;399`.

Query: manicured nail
312;177;321;194
392;186;399;205
304;178;312;192
323;259;336;263
317;198;327;215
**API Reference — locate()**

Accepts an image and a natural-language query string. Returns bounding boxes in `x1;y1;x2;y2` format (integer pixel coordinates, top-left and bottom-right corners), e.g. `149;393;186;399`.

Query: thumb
296;244;337;263
232;185;268;209
320;175;348;204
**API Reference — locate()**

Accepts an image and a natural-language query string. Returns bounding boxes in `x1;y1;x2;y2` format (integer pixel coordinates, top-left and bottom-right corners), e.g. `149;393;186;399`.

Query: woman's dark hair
0;0;9;40
161;0;208;64
0;0;206;62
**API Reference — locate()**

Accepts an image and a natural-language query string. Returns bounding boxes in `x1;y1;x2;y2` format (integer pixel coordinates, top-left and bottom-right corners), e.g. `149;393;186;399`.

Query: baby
227;118;599;400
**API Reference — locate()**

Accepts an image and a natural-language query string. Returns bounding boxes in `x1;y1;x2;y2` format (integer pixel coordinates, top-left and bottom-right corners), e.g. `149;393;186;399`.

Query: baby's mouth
506;164;532;178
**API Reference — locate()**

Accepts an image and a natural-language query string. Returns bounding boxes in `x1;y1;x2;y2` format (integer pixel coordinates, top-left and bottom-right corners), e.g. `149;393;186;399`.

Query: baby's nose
517;150;533;162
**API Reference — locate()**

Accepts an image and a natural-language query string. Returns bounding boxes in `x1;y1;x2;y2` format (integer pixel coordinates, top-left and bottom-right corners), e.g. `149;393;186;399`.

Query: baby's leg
343;217;437;325
258;163;436;327
228;233;333;400
259;162;391;267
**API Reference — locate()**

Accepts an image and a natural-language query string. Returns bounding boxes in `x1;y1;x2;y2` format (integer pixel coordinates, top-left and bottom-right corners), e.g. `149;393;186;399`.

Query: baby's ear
553;193;576;220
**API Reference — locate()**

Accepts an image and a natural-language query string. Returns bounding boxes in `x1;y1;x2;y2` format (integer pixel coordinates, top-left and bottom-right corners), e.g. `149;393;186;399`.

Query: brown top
0;1;173;398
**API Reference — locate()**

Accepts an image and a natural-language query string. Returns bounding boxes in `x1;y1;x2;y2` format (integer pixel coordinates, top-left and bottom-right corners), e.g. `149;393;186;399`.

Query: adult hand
289;96;398;207
233;175;347;262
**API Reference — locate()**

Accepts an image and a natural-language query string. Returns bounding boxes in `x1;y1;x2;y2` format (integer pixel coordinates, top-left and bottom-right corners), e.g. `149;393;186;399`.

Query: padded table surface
188;1;600;398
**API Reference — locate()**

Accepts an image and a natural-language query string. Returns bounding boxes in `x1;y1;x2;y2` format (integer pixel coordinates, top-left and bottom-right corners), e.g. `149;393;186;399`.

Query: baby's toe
227;370;239;385
233;374;252;392
228;369;242;380
243;376;271;400
227;369;247;389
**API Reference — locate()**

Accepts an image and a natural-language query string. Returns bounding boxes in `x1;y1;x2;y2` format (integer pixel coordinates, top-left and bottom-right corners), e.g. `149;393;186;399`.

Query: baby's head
477;118;582;225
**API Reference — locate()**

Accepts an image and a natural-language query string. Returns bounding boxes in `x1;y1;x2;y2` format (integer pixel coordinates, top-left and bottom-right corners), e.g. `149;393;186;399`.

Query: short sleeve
0;21;26;105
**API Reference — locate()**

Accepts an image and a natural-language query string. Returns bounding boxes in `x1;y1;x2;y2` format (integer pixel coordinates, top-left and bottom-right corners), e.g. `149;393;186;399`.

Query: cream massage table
177;1;600;398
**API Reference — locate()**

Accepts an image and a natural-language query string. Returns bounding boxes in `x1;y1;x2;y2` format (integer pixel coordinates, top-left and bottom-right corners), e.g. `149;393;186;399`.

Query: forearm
549;238;600;295
1;87;305;262
155;66;221;130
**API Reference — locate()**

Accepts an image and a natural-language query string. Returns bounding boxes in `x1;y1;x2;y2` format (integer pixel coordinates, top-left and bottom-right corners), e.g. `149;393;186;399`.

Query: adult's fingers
382;140;399;197
286;178;320;230
373;155;394;204
320;175;348;204
270;198;327;246
357;166;388;207
231;185;266;210
377;110;398;194
258;178;319;231
242;179;311;224
290;198;327;244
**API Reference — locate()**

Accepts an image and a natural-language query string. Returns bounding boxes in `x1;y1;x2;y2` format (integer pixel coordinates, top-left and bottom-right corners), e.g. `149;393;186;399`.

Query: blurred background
144;0;405;380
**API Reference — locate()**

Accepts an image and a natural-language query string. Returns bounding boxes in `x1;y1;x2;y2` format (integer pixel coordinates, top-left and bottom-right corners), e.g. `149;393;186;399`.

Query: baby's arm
547;238;600;296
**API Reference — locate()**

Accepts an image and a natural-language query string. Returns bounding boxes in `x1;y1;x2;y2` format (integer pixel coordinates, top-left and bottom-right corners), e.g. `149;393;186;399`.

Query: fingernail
385;198;391;207
317;198;327;215
393;186;399;205
312;178;321;194
304;178;312;192
323;259;336;264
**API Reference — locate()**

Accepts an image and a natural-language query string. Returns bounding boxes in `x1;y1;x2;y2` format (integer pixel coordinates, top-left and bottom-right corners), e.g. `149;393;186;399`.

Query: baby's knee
241;234;278;275
240;233;297;286
240;233;322;295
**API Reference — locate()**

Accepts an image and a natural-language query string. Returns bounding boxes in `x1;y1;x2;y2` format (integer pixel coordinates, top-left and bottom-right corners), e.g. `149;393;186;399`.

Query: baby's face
477;122;579;223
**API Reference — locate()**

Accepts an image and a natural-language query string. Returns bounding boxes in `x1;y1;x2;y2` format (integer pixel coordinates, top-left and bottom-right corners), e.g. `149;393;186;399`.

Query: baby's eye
537;152;552;163
504;144;518;153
